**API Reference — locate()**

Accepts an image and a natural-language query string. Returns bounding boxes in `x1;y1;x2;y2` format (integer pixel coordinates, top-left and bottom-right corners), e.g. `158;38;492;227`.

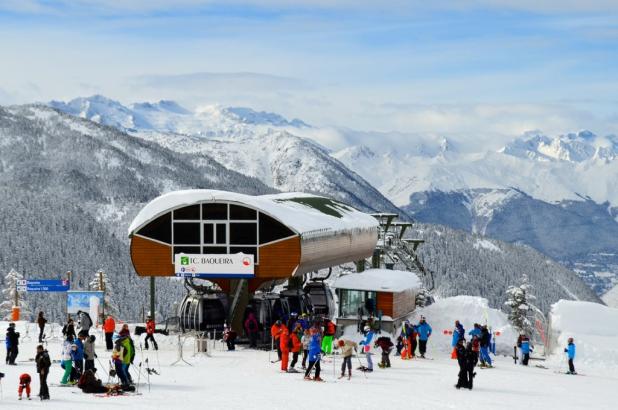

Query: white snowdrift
408;296;517;355
548;300;618;374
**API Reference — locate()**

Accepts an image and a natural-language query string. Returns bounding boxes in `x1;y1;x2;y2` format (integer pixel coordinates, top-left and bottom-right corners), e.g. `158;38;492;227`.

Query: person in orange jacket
103;316;116;351
279;324;290;372
270;320;284;361
145;316;158;351
288;323;303;372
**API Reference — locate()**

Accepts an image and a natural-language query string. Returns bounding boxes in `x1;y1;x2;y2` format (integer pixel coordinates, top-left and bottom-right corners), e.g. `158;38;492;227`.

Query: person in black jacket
77;369;108;394
35;345;51;400
37;312;47;343
62;318;76;340
6;323;20;365
455;338;468;389
465;340;478;390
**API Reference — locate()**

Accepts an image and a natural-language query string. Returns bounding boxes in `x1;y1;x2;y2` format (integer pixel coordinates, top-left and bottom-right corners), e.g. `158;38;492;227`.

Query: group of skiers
397;316;433;359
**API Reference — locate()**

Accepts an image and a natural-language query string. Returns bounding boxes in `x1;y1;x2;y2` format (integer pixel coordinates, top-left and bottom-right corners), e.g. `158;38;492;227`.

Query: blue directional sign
17;279;70;292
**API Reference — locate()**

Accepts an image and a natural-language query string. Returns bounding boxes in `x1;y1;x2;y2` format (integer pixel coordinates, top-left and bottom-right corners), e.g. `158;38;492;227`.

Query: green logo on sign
180;256;189;265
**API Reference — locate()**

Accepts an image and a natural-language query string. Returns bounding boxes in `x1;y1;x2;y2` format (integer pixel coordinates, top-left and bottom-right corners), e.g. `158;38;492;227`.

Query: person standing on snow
6;323;19;365
62;318;76;341
60;336;74;385
288;323;303;371
321;318;336;355
244;312;259;348
37;312;47;343
301;329;311;369
35;344;51;400
103;315;116;351
455;338;468;389
416;316;432;358
399;320;414;359
335;338;357;379
465;340;478;389
564;337;576;374
84;334;97;372
145;316;158;350
520;335;532;366
304;328;323;381
279;324;291;372
270;320;284;361
375;335;394;368
359;325;375;372
77;311;93;336
479;325;493;368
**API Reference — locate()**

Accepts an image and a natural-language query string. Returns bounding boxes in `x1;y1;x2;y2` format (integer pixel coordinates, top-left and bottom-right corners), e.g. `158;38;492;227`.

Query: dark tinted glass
216;224;227;244
173;246;200;256
202;203;227;220
173;222;200;244
230;205;257;220
230;223;257;245
204;224;214;244
259;213;295;244
137;213;171;243
203;246;228;254
173;205;200;220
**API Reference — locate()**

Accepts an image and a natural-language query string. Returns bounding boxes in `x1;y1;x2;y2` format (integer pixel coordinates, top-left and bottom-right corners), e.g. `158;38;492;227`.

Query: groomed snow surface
2;297;618;410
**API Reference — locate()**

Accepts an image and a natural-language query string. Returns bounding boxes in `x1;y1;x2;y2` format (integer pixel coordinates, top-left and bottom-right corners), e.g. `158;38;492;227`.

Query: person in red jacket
18;373;32;400
244;312;259;348
288;323;303;372
103;316;116;351
279;324;290;372
145;316;158;351
270;320;284;361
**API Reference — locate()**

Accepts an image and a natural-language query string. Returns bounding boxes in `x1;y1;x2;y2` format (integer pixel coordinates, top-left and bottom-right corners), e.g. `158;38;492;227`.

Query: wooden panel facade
376;292;394;317
392;288;417;319
130;235;174;277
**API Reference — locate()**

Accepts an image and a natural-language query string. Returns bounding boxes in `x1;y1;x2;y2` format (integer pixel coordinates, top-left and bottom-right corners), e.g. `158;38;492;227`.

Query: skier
468;323;481;339
279;324;290;372
454;338;468;389
288;323;302;371
479;325;493;368
60;336;74;385
70;336;85;382
454;320;466;342
116;325;135;384
297;313;310;330
564;337;576;374
244;312;259;348
521;335;532;366
301;329;311;369
335;338;357;379
35;344;51;400
321;318;336;355
18;373;31;400
84;334;97;372
270;320;284;361
37;311;47;343
6;323;19;365
304;328;323;381
399;320;414;359
223;324;237;351
111;349;130;387
103;315;116;351
145;316;159;350
62;318;76;341
358;325;375;372
416;316;432;358
374;335;394;368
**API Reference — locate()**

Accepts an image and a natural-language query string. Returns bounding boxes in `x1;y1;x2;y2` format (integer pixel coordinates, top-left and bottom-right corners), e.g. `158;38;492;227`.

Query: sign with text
16;279;70;292
174;253;255;278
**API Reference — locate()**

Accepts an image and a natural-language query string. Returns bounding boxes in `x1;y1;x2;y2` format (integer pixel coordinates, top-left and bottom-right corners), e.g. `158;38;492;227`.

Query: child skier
304;329;323;381
358;325;375;372
335;339;357;379
564;337;576;374
521;335;532;366
375;336;394;368
18;373;32;400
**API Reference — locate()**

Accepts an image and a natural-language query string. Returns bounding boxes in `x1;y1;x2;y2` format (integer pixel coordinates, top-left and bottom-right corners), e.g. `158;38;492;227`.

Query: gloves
564;348;568;353
95;354;98;358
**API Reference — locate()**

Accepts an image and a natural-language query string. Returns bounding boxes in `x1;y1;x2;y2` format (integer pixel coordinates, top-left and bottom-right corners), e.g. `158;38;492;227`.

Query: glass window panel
173;222;200;244
173;205;200;220
203;224;214;244
259;213;295;244
230;205;257;220
203;246;228;254
216;224;227;244
202;203;227;220
230;223;257;245
173;246;200;256
137;213;171;243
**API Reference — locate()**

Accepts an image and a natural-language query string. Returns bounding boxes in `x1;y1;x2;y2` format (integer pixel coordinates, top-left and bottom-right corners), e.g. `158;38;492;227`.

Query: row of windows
173;203;257;221
172;222;257;245
173;246;257;259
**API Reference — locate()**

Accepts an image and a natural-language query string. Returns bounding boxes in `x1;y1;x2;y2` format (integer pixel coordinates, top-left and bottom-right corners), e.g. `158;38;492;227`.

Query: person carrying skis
18;373;32;400
304;328;323;381
416;316;432;359
288;323;303;371
6;323;19;365
37;311;47;343
35;344;51;400
359;325;375;372
103;315;116;351
145;315;159;350
375;335;394;368
301;329;311;369
400;320;414;359
321;318;336;355
335;338;357;379
521;335;532;366
564;337;576;374
270;320;284;361
60;336;74;385
479;325;493;368
244;312;259;348
84;334;97;372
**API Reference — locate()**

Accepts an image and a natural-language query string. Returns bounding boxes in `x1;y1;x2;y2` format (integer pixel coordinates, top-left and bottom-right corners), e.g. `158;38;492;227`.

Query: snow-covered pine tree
504;274;542;336
415;287;430;308
89;270;118;319
0;268;32;320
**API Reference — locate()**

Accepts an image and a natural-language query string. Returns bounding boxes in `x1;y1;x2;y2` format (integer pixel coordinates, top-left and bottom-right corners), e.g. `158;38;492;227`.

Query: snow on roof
128;189;378;236
332;269;421;293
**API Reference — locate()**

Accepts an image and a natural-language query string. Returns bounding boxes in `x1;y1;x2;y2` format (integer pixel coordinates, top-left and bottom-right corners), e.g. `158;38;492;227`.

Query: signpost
174;253;255;279
16;279;70;292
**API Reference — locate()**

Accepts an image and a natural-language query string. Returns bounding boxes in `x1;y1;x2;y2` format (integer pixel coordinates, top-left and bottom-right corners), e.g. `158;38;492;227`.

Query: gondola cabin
332;269;421;333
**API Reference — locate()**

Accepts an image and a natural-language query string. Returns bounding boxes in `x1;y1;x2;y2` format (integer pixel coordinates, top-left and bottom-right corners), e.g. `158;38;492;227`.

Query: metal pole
150;277;156;318
99;270;105;323
66;271;72;321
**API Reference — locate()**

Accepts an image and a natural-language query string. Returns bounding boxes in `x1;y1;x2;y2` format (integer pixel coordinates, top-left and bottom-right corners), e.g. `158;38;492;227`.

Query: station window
338;290;377;318
173;205;200;220
230;205;257;220
173;222;200;244
137;213;171;243
173;246;200;257
258;213;295;244
202;203;227;220
203;246;227;254
230;223;257;245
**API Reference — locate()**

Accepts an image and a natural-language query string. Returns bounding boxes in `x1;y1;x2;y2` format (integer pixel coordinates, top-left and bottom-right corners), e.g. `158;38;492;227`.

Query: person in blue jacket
520;335;532;366
304;330;323;381
70;333;85;382
359;326;375;372
468;323;481;339
564;337;576;374
451;321;465;349
416;317;432;358
479;325;493;368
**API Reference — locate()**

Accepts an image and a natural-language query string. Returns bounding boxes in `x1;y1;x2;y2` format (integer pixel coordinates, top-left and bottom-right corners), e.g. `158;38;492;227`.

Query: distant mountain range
46;95;618;297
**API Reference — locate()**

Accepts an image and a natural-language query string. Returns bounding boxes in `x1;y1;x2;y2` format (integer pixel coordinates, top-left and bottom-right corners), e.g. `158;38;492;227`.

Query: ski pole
355;352;367;379
136;362;142;394
269;337;273;363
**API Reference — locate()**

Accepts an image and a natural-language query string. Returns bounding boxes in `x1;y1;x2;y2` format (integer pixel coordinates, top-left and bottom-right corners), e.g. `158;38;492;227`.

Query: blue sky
0;0;617;139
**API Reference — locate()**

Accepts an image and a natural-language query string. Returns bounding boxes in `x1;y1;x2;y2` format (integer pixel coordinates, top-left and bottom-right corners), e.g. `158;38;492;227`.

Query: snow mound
409;296;516;354
548;300;618;373
601;284;618;308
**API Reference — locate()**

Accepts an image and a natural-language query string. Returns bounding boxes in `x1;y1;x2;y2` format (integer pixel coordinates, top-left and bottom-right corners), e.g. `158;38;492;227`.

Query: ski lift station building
128;190;380;293
332;268;422;332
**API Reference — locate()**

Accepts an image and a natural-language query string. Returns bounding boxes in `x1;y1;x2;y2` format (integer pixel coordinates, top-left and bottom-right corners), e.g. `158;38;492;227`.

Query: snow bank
548;300;618;374
408;296;517;355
